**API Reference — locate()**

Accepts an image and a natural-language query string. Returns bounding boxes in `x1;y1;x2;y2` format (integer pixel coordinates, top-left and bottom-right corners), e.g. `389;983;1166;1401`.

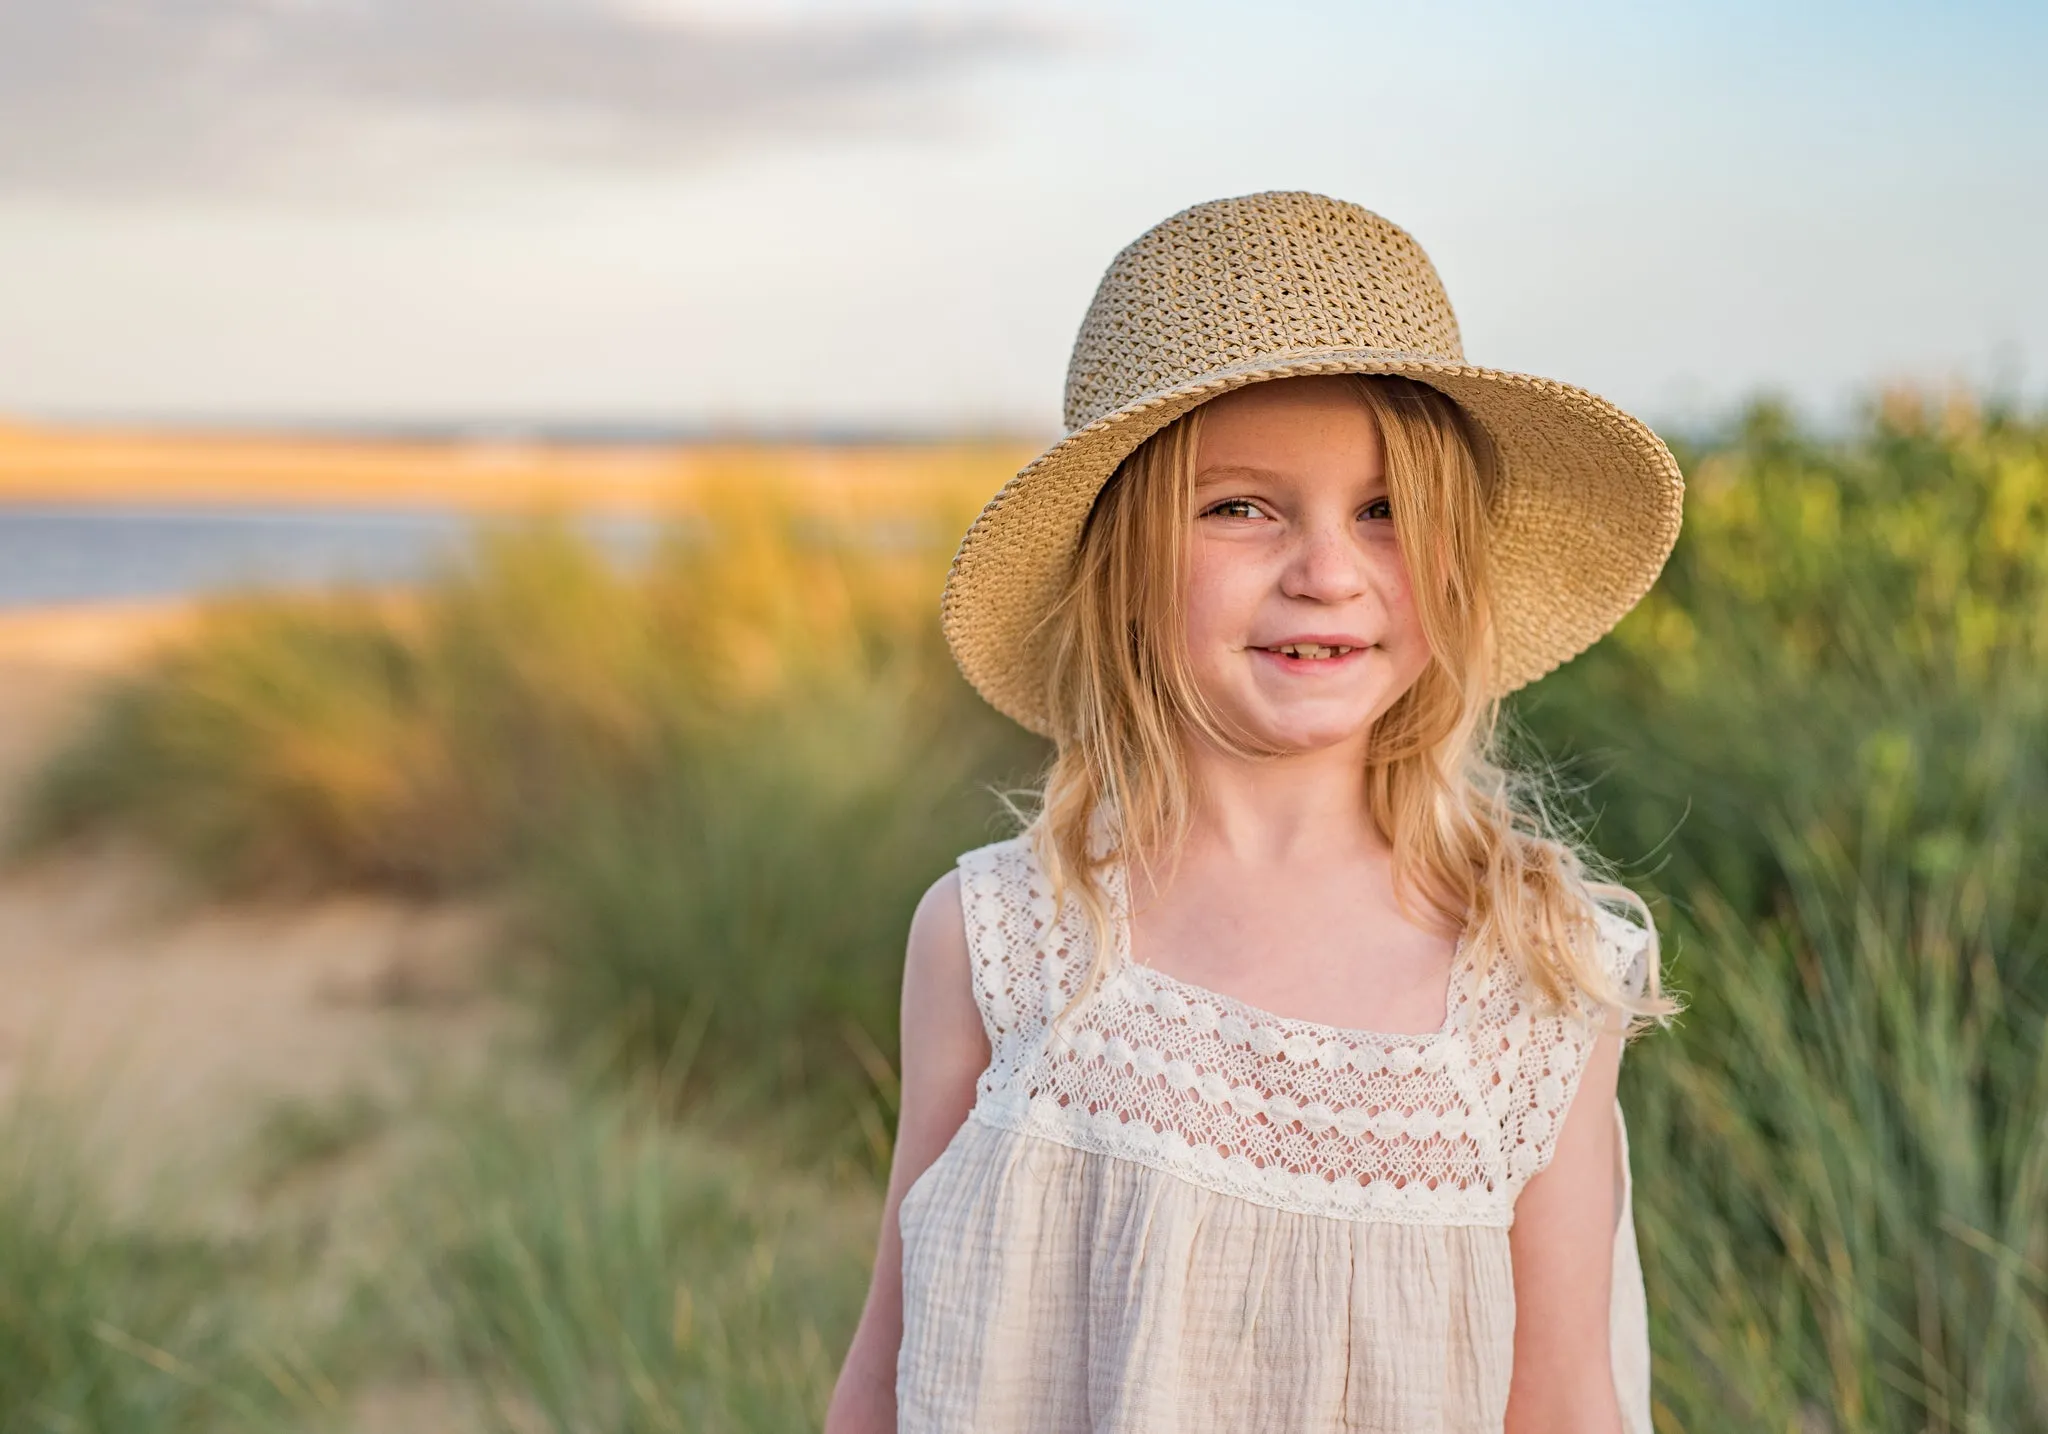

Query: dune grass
0;1067;879;1434
1512;390;2048;1431
1627;802;2048;1432
0;1095;328;1434
379;1075;877;1434
9;473;1034;903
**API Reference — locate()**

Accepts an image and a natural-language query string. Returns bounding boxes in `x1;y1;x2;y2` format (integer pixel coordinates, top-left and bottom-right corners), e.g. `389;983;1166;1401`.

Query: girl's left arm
1503;1021;1627;1434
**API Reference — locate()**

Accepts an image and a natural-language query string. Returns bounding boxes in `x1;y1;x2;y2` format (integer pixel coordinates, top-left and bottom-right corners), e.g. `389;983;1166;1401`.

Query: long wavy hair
1025;373;1677;1035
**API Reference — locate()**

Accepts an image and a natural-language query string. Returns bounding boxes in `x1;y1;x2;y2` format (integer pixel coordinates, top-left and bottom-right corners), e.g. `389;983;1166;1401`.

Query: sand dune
0;602;512;1184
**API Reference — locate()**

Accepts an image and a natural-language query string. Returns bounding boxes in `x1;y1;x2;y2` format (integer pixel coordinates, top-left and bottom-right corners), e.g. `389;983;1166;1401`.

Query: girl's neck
1176;730;1384;868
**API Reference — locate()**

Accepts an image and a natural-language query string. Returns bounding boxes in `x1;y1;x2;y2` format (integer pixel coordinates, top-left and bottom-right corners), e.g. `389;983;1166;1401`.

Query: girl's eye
1202;498;1268;520
1362;498;1393;522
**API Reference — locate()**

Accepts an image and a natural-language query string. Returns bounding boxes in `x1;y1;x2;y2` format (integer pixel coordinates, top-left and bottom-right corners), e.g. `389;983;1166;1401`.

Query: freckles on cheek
1183;544;1247;649
1373;554;1430;652
1377;545;1417;598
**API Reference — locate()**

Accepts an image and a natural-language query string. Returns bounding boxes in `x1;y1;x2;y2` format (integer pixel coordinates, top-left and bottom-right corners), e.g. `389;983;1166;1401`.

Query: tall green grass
1628;804;2047;1431
1515;391;2048;1431
518;679;1022;1175
0;1072;881;1434
0;1097;323;1433
386;1077;875;1434
11;476;1028;896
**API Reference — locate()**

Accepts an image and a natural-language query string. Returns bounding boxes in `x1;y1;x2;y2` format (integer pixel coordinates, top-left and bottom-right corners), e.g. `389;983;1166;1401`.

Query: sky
0;0;2042;438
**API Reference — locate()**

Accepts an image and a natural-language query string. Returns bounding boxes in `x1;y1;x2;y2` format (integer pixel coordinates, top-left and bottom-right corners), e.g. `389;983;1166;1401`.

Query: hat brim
940;347;1685;738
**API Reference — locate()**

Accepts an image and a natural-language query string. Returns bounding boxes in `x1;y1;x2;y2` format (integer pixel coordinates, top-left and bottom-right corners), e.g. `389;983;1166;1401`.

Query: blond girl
826;192;1684;1434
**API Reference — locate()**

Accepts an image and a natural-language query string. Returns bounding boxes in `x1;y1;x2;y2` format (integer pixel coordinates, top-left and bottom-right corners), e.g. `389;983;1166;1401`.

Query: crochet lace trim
956;836;1649;1227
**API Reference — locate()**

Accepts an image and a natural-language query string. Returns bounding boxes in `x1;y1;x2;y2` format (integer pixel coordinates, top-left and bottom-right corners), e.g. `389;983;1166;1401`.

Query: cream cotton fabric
897;837;1655;1433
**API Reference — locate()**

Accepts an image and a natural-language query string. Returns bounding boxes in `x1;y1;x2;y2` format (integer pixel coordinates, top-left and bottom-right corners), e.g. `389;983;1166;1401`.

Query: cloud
0;0;1046;202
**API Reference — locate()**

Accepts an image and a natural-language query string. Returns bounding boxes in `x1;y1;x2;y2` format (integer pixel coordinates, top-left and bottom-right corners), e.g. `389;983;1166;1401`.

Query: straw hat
941;190;1685;737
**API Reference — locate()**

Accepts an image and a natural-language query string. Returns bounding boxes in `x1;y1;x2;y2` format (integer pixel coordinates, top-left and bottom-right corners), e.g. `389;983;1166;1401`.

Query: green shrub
1518;391;2048;949
517;668;1028;1175
9;518;704;897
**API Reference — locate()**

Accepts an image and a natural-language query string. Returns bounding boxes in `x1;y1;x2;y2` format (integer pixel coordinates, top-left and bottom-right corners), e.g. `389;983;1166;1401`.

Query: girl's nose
1280;519;1369;603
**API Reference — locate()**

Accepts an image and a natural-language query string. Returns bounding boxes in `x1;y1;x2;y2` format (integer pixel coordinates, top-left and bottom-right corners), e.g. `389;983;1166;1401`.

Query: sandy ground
0;601;514;1188
0;601;514;1428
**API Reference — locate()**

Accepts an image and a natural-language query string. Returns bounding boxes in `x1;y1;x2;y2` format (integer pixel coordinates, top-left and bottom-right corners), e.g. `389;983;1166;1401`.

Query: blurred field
0;392;2043;1432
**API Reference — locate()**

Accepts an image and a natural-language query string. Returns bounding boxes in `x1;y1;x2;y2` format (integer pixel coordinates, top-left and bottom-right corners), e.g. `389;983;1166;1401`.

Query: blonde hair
1026;373;1678;1035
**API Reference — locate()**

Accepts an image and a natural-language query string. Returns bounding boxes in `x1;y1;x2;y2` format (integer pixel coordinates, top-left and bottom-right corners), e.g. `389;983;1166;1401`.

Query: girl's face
1183;376;1433;756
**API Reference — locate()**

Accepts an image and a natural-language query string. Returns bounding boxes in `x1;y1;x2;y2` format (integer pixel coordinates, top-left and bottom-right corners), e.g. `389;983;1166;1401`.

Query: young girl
826;192;1685;1434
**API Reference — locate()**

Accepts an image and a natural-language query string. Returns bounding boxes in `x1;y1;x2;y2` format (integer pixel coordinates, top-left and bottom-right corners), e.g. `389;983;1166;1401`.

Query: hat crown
1061;191;1467;434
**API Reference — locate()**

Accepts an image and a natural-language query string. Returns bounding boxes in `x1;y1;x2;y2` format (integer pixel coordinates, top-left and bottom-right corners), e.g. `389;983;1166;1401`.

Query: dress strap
954;837;1061;1071
1485;904;1658;1198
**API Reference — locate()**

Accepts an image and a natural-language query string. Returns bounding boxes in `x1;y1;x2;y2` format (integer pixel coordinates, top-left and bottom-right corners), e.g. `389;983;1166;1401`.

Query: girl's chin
1213;707;1382;756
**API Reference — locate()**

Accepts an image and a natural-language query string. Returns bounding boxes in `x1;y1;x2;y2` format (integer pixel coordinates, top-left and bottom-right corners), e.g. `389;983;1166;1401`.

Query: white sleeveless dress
896;836;1656;1433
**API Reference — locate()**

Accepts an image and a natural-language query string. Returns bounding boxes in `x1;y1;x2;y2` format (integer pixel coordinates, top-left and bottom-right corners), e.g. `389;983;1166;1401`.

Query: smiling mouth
1256;642;1360;661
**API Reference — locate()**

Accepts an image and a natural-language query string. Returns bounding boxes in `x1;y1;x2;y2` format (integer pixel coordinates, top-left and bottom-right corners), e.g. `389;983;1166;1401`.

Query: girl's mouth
1263;642;1355;660
1250;641;1370;667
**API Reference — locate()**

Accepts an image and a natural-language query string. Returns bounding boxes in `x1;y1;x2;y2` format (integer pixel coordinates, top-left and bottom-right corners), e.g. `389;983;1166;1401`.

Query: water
0;503;672;609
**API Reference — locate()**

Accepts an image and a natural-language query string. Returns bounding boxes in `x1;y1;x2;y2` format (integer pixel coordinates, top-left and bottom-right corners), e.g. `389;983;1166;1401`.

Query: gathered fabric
896;836;1655;1433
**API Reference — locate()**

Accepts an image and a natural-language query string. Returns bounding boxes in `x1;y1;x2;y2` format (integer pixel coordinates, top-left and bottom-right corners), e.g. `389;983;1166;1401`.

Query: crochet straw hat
940;190;1686;737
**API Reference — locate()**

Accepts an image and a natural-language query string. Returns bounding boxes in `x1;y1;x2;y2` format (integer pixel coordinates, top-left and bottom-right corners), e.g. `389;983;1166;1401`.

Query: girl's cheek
1185;545;1259;638
1184;593;1242;666
1373;550;1418;613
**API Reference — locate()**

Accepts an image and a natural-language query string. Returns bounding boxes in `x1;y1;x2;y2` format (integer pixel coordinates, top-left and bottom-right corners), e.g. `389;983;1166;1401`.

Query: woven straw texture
940;191;1685;736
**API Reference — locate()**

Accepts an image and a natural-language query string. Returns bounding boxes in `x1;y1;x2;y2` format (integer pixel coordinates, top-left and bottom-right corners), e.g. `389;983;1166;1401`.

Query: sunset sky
2;0;2042;436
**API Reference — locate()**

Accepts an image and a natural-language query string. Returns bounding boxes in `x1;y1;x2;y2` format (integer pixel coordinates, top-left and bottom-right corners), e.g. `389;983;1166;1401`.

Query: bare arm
1504;1020;1627;1434
823;869;990;1434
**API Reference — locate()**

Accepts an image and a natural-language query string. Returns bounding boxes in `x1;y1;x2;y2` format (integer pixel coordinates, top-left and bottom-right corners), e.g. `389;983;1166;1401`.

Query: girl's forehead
1204;374;1369;417
1194;380;1386;478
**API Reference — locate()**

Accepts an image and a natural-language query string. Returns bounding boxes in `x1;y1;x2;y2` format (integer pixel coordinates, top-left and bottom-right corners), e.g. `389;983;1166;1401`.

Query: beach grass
1514;389;2048;1431
0;1093;330;1434
378;1073;877;1434
1627;801;2048;1431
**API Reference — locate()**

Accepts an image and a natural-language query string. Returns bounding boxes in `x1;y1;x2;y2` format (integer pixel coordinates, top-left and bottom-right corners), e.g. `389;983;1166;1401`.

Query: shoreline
0;597;204;666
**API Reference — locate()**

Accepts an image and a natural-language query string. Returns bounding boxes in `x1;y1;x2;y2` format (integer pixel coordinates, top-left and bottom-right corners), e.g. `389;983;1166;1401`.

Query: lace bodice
955;836;1653;1227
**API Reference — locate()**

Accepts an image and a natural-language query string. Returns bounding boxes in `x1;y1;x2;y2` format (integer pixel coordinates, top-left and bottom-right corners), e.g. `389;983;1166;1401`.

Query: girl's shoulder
1481;896;1661;1051
953;833;1069;945
946;834;1061;1053
955;831;1034;870
957;834;1660;982
1483;895;1660;1189
952;834;1041;925
1586;897;1659;1005
1474;896;1656;1035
